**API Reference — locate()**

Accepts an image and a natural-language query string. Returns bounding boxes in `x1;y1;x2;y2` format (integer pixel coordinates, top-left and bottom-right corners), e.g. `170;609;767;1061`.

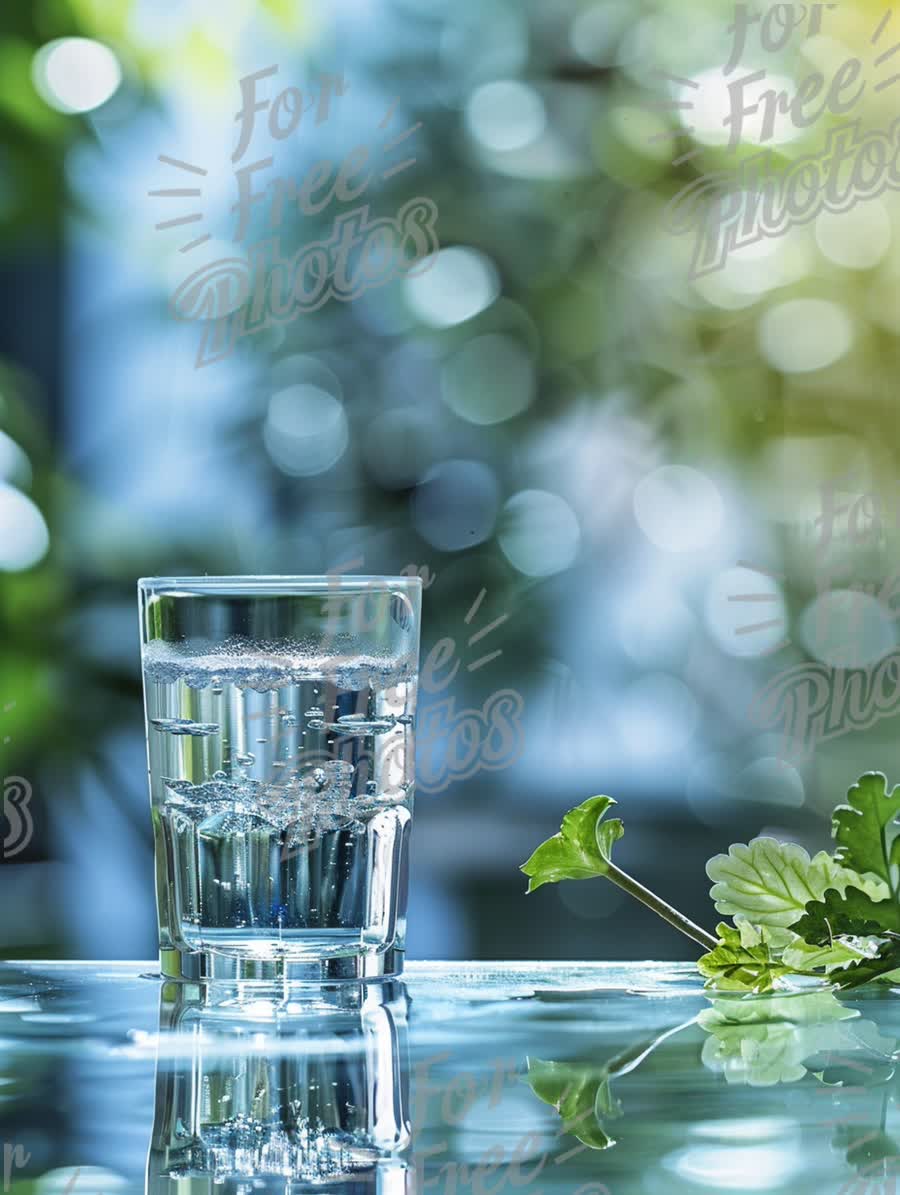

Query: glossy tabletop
0;960;896;1194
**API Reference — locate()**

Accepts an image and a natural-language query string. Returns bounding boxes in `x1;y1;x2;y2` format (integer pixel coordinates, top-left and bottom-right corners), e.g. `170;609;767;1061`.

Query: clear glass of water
138;575;421;982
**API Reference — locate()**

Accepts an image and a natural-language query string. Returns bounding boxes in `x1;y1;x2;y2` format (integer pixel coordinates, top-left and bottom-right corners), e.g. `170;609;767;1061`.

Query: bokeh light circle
0;431;32;487
411;459;500;551
404;247;499;329
263;384;349;477
633;466;724;552
0;484;49;570
441;334;535;425
498;489;580;576
705;566;787;658
32;38;122;114
815;201;891;270
758;299;853;373
465;80;546;152
799;589;896;669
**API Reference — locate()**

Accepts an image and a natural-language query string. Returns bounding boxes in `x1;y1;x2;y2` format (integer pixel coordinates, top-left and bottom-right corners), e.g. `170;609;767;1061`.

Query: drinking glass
138;575;421;981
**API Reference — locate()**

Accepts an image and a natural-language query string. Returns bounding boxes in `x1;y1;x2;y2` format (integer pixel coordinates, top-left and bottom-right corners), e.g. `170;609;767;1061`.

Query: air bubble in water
282;712;298;728
236;753;255;767
212;770;227;781
313;768;326;789
150;717;220;738
329;715;396;735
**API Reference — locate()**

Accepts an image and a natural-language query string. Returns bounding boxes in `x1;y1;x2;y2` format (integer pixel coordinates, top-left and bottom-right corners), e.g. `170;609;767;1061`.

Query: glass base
159;945;404;983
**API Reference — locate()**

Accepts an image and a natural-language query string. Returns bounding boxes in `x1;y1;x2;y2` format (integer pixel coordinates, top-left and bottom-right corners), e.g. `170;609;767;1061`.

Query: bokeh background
2;0;900;962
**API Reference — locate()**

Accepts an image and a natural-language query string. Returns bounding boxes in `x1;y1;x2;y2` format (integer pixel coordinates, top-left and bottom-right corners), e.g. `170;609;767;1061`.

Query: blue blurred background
3;0;900;963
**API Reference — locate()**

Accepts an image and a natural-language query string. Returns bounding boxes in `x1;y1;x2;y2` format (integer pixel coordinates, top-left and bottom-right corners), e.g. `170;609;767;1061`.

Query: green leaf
697;923;794;993
832;772;900;893
781;936;877;972
707;837;888;930
525;1059;620;1150
795;886;900;943
521;796;623;893
828;940;900;990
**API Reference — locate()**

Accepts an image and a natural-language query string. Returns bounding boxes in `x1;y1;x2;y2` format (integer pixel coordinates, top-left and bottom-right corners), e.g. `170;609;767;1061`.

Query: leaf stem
604;861;719;952
605;1017;699;1078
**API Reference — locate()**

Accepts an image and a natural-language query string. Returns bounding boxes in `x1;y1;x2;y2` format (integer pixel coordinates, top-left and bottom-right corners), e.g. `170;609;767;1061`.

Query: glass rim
138;574;423;595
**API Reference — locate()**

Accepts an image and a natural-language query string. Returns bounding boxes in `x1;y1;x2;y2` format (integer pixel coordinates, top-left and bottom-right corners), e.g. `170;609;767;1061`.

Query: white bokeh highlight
32;38;122;114
758;299;853;373
633;466;724;552
0;485;50;571
705;565;787;658
404;247;500;329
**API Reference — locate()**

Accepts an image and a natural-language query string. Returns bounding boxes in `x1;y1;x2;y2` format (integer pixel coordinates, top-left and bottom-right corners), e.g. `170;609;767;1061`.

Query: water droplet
397;714;414;725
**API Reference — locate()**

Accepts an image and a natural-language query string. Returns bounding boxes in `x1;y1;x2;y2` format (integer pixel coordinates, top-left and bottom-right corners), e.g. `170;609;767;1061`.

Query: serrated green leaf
524;1059;619;1150
827;940;900;990
781;936;876;972
707;837;888;930
521;796;623;893
697;923;794;993
796;886;900;944
833;772;900;894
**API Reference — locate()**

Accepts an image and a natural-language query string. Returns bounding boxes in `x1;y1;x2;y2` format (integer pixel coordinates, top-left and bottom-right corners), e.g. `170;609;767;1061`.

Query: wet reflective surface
3;961;900;1193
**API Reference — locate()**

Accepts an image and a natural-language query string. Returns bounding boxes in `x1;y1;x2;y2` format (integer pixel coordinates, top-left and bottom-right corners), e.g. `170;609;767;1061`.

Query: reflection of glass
138;576;422;982
146;979;411;1194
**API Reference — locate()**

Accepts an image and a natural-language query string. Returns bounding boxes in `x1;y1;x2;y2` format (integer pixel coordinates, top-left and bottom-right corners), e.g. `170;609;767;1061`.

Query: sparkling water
142;641;414;961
